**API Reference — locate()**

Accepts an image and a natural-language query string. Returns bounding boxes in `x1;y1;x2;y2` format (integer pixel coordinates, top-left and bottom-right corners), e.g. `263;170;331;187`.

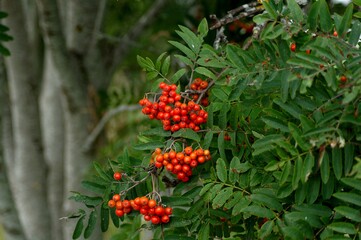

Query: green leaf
142;127;171;137
327;222;356;235
168;41;196;60
211;88;229;102
133;141;164;150
72;215;85;239
277;183;294;198
263;1;278;20
292;156;303;189
320;152;330;184
341;178;361;192
344;144;354;175
337;3;353;37
262;116;289;132
84;210;97;239
333;192;361;207
100;206;109;232
349;21;361;46
216;158;227;183
307;177;320;204
226;44;248;70
162;196;193;206
170;68;187;83
273;99;302;119
224;191;244;209
198;18;209;38
288;122;311;151
294;204;332;217
199;183;215;196
161;55;170;76
0;44;10;56
202;131;213;149
81;181;106;195
174;54;193;66
229;157;241;184
93;162;112;182
109;208;119;228
212;187;233;209
332;148;343;180
195;66;216;80
218;132;226;160
242;204;274;218
0;12;8;19
319;0;332;32
177;25;201;53
282;226;304;240
232;197;251;215
280;161;291;185
69;193;103;207
287;58;319;70
172;128;200;142
307;1;320;31
198;222;210;240
287;0;304;22
334;206;361;222
168;217;193;228
295;52;327;66
251;193;282;211
259;220;274;239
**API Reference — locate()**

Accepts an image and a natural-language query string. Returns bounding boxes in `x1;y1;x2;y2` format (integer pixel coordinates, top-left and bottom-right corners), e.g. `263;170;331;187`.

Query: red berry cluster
107;195;172;225
151;147;211;182
190;78;209;107
139;82;208;132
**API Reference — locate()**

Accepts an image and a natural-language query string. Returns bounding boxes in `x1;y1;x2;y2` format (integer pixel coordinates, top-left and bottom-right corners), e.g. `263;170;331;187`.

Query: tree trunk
40;51;64;240
0;58;25;240
2;1;52;239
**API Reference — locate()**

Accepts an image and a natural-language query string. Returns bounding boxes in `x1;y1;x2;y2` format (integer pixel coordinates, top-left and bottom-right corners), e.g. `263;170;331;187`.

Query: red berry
164;207;173;215
113;172;122;181
115;209;124;217
112;194;121;202
161;215;170;223
155;206;165;216
144;215;151;221
151;216;161;225
340;75;347;83
290;43;296;52
333;31;338;37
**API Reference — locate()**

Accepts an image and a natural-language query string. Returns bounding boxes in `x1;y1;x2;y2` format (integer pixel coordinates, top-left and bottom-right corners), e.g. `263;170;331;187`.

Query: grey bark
2;0;52;239
40;51;64;240
0;58;25;240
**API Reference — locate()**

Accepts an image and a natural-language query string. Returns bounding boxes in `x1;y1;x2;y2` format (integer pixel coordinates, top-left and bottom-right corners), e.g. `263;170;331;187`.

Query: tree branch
82;104;141;152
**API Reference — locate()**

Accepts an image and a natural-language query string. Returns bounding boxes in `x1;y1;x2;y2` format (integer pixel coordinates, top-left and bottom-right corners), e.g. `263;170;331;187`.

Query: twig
82;104;141;152
210;1;264;30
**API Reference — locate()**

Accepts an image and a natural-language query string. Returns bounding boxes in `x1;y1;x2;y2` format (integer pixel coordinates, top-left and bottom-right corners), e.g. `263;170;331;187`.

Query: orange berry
108;199;116;208
184;146;193;155
112;194;121;202
115;201;123;209
140;196;149;206
148;199;157;208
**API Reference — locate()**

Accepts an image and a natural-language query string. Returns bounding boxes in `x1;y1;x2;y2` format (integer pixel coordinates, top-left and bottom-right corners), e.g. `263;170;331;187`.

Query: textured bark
2;1;52;239
40;51;64;240
35;1;101;239
0;58;25;240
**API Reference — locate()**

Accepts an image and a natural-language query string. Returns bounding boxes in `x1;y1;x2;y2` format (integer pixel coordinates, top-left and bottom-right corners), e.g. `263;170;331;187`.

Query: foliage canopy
71;0;361;239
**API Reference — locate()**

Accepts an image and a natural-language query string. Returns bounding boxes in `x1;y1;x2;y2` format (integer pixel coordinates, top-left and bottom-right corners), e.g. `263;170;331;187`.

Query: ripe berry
108;199;116;208
115;201;123;209
161;215;170;223
290;43;296;52
115;209;124;217
112;194;121;202
333;31;338;37
148;199;157;208
113;172;122;181
340;75;347;83
155;206;165;216
151;216;161;225
164;207;173;215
